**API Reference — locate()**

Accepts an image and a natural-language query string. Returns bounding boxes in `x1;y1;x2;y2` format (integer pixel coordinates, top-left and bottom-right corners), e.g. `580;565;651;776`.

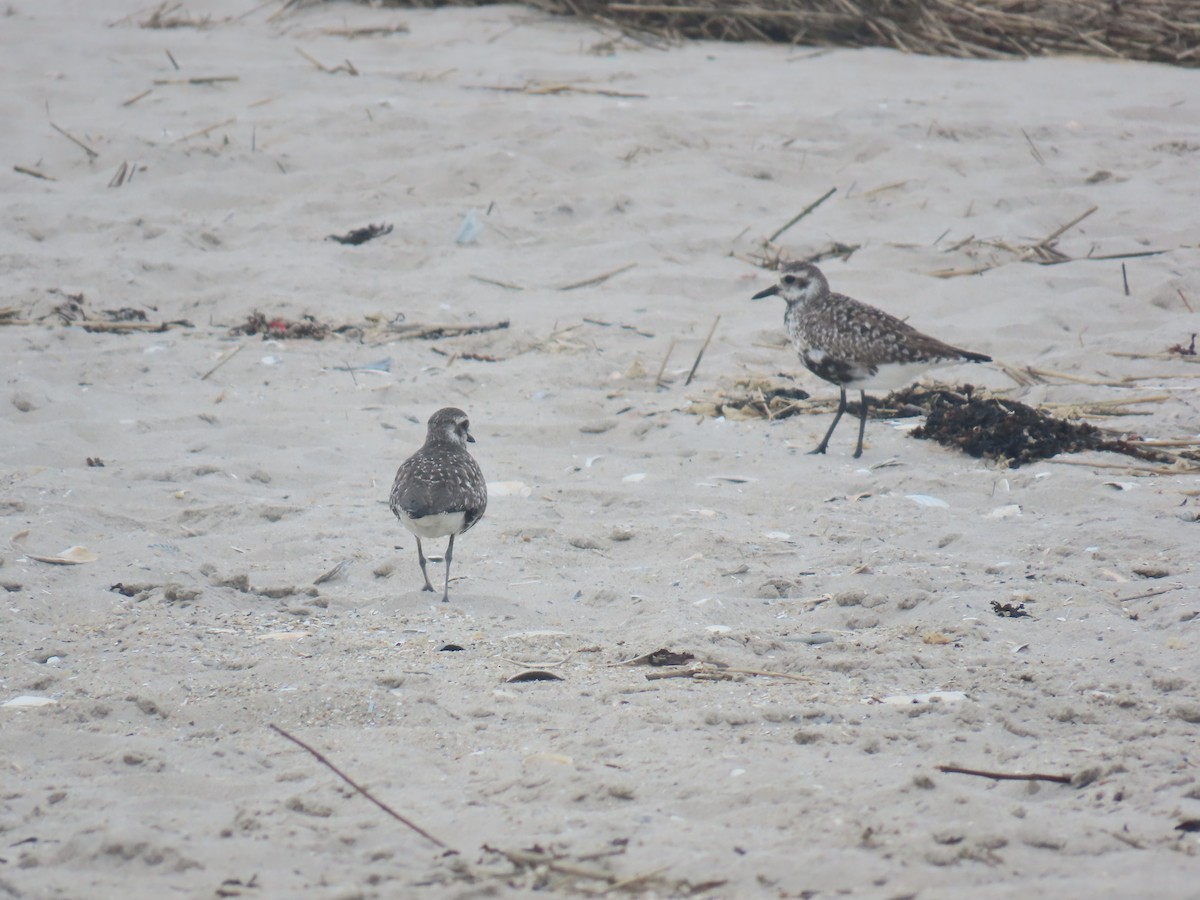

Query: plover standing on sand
752;262;991;458
389;407;487;602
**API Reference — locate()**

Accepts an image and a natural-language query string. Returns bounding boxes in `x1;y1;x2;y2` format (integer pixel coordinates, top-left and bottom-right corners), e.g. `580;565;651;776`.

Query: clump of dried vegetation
328;0;1200;68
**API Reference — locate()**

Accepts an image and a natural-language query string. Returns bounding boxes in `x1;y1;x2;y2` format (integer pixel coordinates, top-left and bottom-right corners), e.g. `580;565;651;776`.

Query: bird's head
751;262;829;305
428;407;476;446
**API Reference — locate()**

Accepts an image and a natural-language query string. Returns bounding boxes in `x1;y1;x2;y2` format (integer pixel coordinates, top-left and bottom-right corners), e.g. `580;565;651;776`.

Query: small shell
906;494;949;508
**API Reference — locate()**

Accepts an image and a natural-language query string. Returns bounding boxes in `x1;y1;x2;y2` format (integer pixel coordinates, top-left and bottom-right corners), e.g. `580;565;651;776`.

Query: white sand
2;1;1200;896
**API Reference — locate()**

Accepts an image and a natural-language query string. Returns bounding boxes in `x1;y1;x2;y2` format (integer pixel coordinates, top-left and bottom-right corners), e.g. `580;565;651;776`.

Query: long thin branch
269;723;450;849
936;764;1072;784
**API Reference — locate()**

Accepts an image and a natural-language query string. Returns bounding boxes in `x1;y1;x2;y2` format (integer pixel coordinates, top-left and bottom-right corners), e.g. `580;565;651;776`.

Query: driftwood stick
768;186;836;243
269;723;450;849
936;764;1073;784
684;315;720;386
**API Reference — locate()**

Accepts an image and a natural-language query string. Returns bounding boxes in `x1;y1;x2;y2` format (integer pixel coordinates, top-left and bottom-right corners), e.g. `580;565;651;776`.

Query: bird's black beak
752;284;780;300
466;432;476;443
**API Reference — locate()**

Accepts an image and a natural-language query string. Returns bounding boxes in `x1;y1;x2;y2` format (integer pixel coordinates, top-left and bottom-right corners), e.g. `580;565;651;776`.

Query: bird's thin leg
441;534;455;603
811;386;848;455
416;537;434;592
853;390;869;459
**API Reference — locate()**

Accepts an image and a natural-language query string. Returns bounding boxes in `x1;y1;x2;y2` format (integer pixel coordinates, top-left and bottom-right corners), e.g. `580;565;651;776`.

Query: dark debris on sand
231;312;332;340
893;385;1170;468
327;223;393;246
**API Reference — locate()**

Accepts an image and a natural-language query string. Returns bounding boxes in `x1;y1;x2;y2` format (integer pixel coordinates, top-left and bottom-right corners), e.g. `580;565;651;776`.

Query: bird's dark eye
782;275;796;285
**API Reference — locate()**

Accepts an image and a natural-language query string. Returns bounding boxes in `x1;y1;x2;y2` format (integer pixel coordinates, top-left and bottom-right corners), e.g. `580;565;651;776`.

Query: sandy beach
2;1;1200;896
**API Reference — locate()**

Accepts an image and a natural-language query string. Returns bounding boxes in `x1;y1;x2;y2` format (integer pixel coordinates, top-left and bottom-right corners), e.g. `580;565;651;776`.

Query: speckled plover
389;407;487;602
752;262;991;458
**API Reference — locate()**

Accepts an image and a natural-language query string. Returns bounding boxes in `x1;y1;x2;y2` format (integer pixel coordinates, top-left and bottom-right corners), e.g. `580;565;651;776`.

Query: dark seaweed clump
892;386;1163;468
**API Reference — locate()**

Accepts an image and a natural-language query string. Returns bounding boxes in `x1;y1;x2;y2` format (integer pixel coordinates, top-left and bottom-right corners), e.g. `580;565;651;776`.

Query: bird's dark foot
421;584;435;592
808;445;829;456
441;595;450;603
852;449;863;459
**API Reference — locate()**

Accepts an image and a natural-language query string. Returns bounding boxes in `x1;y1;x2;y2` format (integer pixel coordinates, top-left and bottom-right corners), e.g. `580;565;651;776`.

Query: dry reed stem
767;185;836;242
122;88;153;106
174;117;237;143
201;344;245;381
153;75;240;85
467;82;648;97
557;262;637;291
1109;351;1200;363
319;24;410;37
386;320;510;339
684;315;721;386
13;165;54;181
655;338;676;387
50;123;98;160
1045;458;1200;476
469;274;525;290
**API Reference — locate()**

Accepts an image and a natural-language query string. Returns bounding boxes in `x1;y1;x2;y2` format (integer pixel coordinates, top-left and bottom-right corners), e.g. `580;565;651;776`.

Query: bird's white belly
854;360;943;391
399;510;467;539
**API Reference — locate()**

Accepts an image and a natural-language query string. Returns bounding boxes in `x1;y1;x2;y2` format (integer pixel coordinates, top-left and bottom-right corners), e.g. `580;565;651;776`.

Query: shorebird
752;262;991;458
389;407;487;602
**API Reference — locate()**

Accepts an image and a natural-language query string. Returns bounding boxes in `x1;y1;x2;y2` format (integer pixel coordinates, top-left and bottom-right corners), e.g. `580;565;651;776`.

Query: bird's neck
425;434;462;451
